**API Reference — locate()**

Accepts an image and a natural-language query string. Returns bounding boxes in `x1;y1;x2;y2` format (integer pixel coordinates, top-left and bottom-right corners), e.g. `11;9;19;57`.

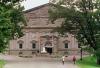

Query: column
37;32;41;53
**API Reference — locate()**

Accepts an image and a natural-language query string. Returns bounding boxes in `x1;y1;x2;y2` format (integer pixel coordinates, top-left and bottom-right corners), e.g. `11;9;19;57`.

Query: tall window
65;43;68;48
32;43;36;49
19;43;23;49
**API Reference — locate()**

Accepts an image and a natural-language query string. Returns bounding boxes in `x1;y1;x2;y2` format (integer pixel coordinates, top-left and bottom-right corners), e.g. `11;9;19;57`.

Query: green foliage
49;0;100;64
0;60;5;68
77;56;100;68
0;0;26;52
95;49;100;57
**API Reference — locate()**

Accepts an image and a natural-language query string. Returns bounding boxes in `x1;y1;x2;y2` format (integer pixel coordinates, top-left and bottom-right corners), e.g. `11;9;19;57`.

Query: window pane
65;43;68;48
19;44;23;49
32;43;36;48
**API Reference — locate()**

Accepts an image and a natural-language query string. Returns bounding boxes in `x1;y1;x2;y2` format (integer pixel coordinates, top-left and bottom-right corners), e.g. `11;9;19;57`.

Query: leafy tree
49;0;100;64
0;0;26;52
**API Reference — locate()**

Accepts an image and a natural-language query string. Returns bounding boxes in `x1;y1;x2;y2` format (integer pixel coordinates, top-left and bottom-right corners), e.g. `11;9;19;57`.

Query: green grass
76;56;100;68
0;60;5;68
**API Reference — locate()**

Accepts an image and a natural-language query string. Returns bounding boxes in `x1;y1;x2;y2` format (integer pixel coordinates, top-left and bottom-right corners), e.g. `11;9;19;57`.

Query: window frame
65;43;68;48
19;43;23;49
32;43;36;49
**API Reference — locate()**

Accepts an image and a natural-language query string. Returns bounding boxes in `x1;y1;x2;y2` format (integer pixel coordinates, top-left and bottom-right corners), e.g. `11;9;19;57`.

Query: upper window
19;43;23;49
32;43;36;49
65;43;68;48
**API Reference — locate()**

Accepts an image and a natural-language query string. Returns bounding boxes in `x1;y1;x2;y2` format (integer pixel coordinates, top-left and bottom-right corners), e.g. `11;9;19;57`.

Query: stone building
8;3;79;56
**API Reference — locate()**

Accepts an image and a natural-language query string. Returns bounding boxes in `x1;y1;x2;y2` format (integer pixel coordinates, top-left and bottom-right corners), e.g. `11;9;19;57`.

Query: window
19;43;23;49
65;43;68;48
78;45;81;48
32;43;36;49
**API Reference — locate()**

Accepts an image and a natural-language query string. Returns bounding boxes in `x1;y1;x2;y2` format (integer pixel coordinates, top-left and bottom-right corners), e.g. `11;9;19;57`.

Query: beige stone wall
24;4;62;28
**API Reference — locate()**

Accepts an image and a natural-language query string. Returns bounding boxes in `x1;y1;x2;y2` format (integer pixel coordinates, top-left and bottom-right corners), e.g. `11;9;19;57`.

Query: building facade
8;3;79;56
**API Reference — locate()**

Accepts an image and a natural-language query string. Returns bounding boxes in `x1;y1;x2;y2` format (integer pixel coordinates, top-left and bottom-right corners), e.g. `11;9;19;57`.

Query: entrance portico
41;40;54;54
40;35;57;54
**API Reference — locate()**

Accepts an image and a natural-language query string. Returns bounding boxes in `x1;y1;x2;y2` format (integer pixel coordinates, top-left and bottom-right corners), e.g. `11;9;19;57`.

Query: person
62;55;65;65
73;56;76;64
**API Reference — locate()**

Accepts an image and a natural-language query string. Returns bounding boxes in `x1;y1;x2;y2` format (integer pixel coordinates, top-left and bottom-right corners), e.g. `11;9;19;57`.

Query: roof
24;3;49;13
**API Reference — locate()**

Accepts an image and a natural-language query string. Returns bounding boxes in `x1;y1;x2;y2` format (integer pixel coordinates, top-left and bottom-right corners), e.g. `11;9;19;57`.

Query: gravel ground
0;54;79;68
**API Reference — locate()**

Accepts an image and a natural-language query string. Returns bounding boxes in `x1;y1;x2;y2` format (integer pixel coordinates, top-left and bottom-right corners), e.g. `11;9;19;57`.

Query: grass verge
76;56;100;68
0;60;5;68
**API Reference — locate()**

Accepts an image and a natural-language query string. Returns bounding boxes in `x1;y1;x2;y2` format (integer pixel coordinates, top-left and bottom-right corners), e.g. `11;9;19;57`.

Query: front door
45;47;52;54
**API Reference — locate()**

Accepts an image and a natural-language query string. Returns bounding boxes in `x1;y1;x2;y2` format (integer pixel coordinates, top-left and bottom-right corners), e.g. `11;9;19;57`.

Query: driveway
0;54;79;68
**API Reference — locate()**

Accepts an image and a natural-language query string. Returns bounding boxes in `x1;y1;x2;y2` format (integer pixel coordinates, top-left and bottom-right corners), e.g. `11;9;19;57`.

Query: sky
21;0;49;10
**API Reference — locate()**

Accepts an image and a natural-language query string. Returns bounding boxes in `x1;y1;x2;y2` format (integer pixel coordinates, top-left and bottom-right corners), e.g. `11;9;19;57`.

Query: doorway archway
45;47;52;54
45;41;53;54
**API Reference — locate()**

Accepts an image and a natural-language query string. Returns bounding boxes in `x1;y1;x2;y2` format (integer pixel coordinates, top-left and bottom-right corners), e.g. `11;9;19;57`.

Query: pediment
24;3;62;28
25;3;49;20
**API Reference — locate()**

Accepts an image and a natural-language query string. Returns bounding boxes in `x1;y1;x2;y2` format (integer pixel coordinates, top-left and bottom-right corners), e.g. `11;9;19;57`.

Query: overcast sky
21;0;49;10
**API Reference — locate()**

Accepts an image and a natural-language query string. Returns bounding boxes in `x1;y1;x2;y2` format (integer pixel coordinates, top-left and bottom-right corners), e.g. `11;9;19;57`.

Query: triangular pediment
24;3;62;28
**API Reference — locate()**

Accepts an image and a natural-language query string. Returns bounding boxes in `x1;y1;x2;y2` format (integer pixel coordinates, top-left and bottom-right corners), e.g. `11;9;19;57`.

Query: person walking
62;55;65;65
73;56;76;64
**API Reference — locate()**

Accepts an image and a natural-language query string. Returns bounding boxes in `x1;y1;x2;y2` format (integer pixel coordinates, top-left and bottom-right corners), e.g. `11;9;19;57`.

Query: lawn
0;60;5;68
76;56;100;68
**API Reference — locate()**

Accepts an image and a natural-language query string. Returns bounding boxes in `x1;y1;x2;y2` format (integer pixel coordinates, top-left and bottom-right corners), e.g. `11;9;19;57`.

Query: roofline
24;3;50;13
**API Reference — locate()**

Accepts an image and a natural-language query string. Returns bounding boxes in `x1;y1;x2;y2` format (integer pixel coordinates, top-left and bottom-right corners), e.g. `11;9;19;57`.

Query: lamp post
80;47;83;61
80;46;86;61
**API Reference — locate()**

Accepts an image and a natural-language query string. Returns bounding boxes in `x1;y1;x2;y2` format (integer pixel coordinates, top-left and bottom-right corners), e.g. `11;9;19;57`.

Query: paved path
0;54;79;68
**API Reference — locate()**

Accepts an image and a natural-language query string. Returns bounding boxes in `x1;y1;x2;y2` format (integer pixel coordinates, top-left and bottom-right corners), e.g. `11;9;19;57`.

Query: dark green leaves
0;0;26;52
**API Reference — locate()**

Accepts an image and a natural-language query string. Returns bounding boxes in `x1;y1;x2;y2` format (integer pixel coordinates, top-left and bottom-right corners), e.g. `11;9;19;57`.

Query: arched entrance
45;41;53;54
45;47;52;54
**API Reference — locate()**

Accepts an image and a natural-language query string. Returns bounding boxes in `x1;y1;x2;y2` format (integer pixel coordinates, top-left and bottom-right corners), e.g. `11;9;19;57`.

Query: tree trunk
97;58;100;65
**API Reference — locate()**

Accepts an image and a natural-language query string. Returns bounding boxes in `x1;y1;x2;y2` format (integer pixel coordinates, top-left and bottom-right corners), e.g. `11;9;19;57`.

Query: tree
49;0;100;64
0;0;26;52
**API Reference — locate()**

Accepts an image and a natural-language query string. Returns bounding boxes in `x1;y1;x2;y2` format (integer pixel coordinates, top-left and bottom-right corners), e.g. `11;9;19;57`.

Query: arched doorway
45;47;52;54
45;41;53;54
